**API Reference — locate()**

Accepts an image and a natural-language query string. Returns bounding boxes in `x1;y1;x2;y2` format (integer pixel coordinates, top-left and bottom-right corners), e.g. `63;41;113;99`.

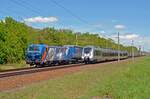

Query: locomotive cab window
84;48;92;54
28;46;40;51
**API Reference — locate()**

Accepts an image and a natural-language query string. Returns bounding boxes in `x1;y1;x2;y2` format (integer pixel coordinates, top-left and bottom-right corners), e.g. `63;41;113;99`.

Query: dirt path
0;58;141;92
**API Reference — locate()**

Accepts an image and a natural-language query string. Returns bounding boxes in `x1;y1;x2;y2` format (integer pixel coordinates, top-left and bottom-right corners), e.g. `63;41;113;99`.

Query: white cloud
120;34;139;40
110;33;140;45
24;16;58;23
109;33;150;51
100;30;106;34
114;25;126;30
126;34;139;39
129;36;150;51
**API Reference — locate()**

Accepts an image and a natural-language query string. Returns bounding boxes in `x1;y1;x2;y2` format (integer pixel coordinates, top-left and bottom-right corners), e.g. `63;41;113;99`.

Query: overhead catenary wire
9;0;41;16
0;0;40;21
6;0;101;32
8;0;95;30
20;0;69;28
48;0;105;35
48;0;89;24
16;0;49;17
0;1;31;21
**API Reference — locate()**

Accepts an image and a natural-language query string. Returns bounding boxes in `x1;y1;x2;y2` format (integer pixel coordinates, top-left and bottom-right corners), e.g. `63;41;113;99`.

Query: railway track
0;57;140;79
0;63;85;78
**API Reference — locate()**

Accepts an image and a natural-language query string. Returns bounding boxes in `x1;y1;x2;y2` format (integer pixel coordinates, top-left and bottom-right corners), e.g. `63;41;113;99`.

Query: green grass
0;57;150;99
0;61;29;71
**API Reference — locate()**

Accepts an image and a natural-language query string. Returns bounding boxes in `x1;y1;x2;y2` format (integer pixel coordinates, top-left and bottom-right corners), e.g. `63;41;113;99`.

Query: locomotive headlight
82;56;84;59
89;55;92;59
89;52;93;59
85;54;89;57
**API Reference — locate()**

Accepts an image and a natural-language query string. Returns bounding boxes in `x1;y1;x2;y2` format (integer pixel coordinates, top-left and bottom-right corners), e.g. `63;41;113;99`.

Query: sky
0;0;150;51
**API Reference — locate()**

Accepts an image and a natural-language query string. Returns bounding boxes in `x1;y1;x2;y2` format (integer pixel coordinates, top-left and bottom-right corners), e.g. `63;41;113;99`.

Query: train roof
63;45;82;48
48;46;64;49
83;45;128;53
29;44;48;47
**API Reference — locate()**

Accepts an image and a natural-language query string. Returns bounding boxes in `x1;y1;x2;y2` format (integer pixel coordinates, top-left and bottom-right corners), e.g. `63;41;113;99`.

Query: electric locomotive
26;44;83;67
26;44;49;66
63;45;83;63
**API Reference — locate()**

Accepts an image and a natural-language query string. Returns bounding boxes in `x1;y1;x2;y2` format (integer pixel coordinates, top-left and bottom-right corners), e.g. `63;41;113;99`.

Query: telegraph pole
118;32;120;62
76;33;78;45
75;32;80;46
132;40;134;60
139;45;141;56
143;46;145;56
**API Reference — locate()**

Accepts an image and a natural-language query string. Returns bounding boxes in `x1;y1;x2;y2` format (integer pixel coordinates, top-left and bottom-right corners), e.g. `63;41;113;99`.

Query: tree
0;17;139;64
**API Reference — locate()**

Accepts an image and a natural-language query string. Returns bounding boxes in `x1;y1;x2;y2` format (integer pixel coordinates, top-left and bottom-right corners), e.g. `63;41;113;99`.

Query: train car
26;44;49;66
128;51;141;58
45;46;63;65
63;45;83;63
120;51;128;59
44;46;55;65
82;46;102;63
82;46;128;63
53;46;65;64
45;45;83;64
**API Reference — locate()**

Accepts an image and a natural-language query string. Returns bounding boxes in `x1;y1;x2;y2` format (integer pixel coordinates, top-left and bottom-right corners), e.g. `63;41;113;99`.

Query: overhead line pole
139;45;141;56
118;32;120;62
76;33;78;46
132;40;134;60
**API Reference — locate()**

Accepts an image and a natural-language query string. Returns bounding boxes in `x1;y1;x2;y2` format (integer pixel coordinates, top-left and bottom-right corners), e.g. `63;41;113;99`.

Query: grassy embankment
0;57;150;99
0;61;29;71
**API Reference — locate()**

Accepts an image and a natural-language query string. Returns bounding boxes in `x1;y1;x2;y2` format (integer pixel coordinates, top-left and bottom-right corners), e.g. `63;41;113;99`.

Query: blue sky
0;0;150;51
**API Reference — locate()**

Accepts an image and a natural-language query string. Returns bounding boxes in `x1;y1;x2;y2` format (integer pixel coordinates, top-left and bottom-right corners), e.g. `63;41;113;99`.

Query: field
0;57;150;99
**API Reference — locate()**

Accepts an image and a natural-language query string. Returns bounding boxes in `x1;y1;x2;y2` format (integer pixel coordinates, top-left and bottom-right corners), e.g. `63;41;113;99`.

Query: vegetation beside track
0;61;29;71
0;57;149;99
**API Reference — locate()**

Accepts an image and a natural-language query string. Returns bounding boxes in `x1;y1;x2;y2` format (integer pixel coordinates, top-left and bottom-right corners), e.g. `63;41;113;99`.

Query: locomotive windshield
84;48;92;54
28;45;40;51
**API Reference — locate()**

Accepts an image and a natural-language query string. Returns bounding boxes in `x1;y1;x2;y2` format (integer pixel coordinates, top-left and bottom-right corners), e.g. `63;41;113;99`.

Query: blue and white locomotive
63;45;83;63
26;44;49;66
26;44;83;66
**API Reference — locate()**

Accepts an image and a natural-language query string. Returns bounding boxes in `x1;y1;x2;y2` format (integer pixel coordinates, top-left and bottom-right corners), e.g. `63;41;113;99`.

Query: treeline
0;17;138;64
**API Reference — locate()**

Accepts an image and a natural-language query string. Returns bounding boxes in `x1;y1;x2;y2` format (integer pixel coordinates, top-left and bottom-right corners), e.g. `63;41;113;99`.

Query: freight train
26;44;137;67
